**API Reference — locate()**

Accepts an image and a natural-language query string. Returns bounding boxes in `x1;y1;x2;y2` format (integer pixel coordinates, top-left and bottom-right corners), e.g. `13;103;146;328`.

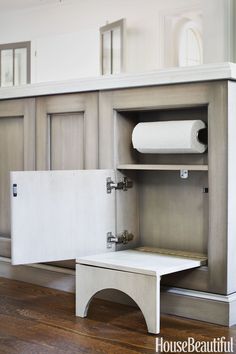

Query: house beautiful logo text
156;336;234;353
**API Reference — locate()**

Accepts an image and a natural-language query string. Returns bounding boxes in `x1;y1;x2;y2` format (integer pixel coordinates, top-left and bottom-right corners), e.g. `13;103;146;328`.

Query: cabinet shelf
117;164;208;171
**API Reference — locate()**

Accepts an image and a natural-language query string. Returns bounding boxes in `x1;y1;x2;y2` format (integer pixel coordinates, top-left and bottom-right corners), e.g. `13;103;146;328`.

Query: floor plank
0;277;235;353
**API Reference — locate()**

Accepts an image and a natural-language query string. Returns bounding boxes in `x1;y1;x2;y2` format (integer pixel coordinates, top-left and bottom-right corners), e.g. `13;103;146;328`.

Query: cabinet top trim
0;62;236;100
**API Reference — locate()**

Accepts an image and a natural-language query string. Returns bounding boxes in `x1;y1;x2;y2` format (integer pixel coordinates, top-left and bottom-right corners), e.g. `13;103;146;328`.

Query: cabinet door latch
107;230;134;248
13;184;17;197
106;177;133;194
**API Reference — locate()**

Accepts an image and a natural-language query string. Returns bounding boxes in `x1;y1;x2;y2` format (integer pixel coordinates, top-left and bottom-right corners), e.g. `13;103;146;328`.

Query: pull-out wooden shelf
76;249;205;334
77;249;205;275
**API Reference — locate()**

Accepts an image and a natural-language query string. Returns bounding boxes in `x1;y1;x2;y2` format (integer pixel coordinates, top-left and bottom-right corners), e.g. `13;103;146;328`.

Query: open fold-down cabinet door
10;169;116;265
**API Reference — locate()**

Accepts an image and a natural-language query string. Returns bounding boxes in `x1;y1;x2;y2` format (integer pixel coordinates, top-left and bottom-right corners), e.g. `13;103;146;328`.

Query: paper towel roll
132;120;207;154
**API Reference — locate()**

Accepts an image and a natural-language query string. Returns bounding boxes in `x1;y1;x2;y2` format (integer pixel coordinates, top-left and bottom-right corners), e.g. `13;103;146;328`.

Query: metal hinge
107;230;134;248
106;176;133;194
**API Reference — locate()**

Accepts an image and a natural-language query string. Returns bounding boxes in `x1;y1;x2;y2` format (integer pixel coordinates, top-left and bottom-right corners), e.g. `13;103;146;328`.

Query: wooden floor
0;277;236;354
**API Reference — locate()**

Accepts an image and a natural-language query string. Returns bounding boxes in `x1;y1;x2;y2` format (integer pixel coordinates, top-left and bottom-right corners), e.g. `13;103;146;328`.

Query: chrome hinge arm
107;230;134;248
106;177;133;193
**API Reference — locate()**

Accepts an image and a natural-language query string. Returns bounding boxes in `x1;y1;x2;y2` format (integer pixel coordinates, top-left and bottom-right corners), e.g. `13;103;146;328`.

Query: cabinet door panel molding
36;93;98;171
0;98;35;257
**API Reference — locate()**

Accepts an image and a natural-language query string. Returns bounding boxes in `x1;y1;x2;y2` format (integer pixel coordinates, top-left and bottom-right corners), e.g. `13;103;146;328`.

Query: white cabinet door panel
11;169;115;265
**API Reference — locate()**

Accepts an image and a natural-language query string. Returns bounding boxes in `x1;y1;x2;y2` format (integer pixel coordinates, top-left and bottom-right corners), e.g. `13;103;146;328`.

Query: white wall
202;0;233;64
0;0;231;83
32;30;100;82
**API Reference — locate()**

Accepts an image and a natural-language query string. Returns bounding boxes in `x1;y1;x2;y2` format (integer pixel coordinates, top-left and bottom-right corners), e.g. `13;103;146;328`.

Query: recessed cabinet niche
114;107;209;255
99;81;230;295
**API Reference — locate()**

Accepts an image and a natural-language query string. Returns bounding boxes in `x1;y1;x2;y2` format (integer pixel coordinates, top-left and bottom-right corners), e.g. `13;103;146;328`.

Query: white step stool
76;249;205;334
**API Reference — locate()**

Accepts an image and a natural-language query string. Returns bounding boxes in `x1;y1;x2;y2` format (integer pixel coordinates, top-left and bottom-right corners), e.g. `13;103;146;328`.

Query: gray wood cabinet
99;81;233;295
7;79;236;327
4;80;236;304
36;93;98;171
0;98;35;258
36;93;99;268
0;93;99;265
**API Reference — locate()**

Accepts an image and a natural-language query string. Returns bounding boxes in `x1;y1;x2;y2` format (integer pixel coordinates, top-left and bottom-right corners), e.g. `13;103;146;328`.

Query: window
0;41;31;87
178;21;203;67
100;19;125;75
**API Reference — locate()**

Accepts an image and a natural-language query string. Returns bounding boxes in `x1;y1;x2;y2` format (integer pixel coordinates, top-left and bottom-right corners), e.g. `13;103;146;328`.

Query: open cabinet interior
115;105;209;258
115;106;208;166
76;102;210;334
10;104;209;266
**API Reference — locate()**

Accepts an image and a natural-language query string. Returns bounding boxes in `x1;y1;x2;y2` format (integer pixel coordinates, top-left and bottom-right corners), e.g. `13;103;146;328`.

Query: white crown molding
0;62;236;100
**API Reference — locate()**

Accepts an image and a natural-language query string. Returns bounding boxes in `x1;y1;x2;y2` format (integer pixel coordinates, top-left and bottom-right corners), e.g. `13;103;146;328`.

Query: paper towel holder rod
197;127;208;145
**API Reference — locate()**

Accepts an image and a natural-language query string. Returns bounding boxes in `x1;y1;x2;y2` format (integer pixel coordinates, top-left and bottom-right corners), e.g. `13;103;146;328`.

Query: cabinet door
0;99;35;258
36;93;98;170
36;92;98;269
36;93;98;268
11;169;115;265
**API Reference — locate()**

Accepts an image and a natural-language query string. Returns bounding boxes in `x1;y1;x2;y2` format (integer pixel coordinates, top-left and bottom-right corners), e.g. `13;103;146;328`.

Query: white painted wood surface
0;62;236;100
77;250;202;276
76;264;161;334
76;250;201;333
11;170;115;265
